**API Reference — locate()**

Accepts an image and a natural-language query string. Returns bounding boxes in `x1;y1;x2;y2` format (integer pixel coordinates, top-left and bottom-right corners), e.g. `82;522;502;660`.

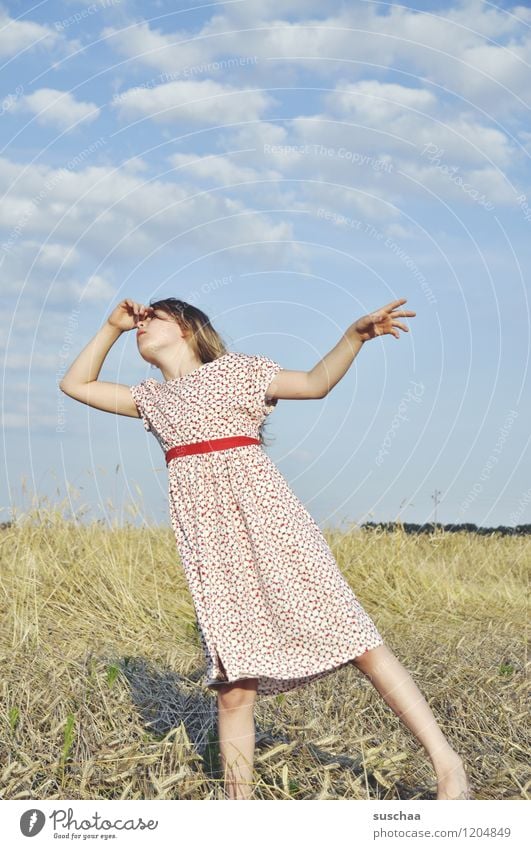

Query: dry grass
0;494;528;801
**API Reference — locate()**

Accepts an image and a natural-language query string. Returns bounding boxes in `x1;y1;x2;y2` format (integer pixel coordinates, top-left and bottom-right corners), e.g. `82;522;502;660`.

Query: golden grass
0;495;528;800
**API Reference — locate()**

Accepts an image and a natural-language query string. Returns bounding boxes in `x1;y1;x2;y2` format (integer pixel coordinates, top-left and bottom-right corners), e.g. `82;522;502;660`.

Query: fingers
381;298;416;318
382;297;408;312
124;300;152;320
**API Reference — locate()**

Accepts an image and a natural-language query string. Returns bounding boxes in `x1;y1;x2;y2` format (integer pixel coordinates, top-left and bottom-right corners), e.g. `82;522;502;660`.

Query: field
1;498;528;800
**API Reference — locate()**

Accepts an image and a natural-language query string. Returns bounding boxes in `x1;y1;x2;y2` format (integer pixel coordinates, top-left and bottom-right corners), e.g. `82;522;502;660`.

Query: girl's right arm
59;299;152;420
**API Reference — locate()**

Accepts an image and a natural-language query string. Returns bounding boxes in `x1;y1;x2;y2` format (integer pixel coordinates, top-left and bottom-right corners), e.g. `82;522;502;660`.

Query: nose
137;309;153;329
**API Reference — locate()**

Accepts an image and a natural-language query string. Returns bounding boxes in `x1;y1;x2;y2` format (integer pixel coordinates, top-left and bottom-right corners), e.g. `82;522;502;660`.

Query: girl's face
136;309;186;364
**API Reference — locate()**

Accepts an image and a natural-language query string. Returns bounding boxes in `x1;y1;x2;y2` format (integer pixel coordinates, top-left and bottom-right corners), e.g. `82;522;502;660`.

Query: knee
350;653;370;674
351;643;388;674
217;679;258;711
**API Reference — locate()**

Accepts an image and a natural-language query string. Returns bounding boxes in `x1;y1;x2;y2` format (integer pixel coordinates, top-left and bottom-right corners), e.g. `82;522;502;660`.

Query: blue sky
1;0;530;529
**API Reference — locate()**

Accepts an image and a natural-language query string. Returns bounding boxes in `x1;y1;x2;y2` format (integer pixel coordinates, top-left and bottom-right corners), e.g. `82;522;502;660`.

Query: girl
60;296;471;802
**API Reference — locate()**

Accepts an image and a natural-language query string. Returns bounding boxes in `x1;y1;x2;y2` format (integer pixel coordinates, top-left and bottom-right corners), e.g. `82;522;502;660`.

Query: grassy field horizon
1;495;528;800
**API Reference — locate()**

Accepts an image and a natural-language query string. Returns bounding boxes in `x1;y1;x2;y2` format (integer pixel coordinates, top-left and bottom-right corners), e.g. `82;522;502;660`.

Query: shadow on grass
112;655;432;800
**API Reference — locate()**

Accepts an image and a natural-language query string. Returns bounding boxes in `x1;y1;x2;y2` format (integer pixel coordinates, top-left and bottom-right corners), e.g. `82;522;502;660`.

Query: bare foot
435;750;472;800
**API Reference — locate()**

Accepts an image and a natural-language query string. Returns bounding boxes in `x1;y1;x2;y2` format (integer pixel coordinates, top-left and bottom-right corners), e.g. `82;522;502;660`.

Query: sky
1;0;530;530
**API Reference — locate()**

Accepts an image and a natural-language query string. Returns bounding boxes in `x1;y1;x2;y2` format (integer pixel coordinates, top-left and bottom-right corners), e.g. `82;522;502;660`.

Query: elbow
59;380;76;395
307;374;327;399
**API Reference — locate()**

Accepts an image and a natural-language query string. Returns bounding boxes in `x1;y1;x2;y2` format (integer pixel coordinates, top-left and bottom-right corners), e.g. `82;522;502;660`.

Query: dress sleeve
129;378;156;432
248;354;283;418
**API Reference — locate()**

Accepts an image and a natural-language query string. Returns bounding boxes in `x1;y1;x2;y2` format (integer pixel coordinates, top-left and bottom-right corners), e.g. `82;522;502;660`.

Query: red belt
165;435;260;465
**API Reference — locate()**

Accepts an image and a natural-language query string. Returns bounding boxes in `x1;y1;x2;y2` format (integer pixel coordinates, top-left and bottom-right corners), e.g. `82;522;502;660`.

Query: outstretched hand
351;298;416;342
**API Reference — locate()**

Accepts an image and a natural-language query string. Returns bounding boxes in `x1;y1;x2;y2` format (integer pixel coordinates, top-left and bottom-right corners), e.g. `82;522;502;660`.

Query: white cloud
305;180;400;224
513;4;531;22
102;3;531;117
398;161;514;208
20;241;80;268
78;273;116;303
0;155;294;264
289;80;515;170
102;19;175;71
457;39;531;108
413;116;515;168
222;0;329;22
385;222;416;240
325;81;437;123
0;7;61;58
112;78;275;125
168;152;279;185
223;121;288;150
14;88;100;130
517;129;531;157
465;167;516;204
102;13;353;77
120;156;149;173
1;271;115;303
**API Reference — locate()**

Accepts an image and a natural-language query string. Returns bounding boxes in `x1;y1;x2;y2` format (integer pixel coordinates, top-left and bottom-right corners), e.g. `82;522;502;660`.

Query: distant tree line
1;519;530;536
361;521;531;536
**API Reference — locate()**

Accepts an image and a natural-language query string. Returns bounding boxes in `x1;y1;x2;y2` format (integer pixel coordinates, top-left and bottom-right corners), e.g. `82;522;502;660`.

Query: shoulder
228;352;278;366
222;351;254;369
130;376;160;393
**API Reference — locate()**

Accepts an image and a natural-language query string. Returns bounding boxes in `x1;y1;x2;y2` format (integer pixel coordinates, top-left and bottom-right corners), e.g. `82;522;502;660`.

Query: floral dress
130;351;384;697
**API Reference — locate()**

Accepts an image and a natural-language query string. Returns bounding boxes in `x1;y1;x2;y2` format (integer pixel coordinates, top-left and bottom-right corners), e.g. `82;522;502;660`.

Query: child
60;296;471;801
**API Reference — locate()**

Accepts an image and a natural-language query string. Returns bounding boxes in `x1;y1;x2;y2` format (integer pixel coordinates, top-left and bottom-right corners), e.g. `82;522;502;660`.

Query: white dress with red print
130;351;384;697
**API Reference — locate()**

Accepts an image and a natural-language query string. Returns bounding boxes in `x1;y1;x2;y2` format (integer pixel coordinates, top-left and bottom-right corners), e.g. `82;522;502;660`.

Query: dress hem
203;638;385;694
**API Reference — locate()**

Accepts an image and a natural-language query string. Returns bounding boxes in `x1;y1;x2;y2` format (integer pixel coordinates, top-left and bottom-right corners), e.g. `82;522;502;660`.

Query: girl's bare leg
352;643;471;799
216;678;258;799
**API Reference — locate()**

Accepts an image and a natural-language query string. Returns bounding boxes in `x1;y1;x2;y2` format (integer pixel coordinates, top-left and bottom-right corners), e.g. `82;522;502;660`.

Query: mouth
137;330;146;337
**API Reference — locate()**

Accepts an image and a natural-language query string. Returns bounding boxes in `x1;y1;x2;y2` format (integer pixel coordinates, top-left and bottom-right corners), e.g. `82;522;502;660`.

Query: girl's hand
351;298;416;342
106;299;154;332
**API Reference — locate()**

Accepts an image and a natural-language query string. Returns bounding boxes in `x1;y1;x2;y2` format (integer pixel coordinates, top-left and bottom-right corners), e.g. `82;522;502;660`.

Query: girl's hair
148;297;273;447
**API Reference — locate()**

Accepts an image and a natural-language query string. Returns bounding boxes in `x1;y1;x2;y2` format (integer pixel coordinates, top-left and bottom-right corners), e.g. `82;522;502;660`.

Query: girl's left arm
269;298;416;400
306;328;365;399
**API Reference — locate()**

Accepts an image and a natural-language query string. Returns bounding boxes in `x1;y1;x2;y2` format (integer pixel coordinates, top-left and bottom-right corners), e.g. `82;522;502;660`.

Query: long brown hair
149;297;273;447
